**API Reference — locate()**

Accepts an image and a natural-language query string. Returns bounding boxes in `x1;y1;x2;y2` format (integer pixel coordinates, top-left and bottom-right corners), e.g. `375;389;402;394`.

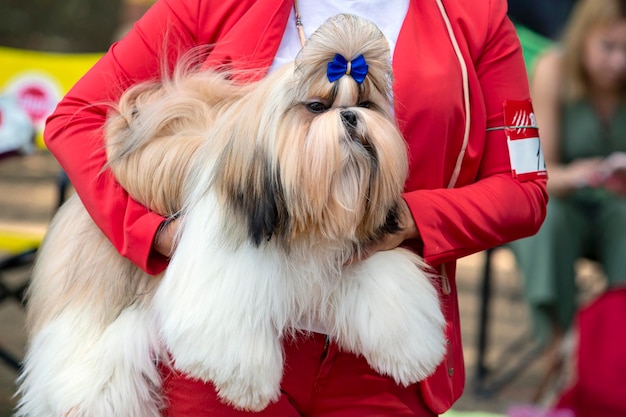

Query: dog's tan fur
16;15;446;416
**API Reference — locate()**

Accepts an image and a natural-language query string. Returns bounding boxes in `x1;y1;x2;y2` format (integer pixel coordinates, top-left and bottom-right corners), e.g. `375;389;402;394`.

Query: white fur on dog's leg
153;193;284;411
331;248;447;385
154;255;283;411
208;323;283;411
15;309;163;417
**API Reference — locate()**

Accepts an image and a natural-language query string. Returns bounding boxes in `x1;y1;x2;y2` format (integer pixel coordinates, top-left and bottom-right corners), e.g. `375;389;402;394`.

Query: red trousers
161;332;436;416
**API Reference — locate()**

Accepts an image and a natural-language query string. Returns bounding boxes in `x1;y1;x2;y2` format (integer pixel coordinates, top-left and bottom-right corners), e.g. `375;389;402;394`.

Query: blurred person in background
511;0;626;355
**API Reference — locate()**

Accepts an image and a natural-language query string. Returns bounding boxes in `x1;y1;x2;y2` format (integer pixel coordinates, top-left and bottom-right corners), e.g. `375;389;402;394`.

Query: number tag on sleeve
504;100;547;182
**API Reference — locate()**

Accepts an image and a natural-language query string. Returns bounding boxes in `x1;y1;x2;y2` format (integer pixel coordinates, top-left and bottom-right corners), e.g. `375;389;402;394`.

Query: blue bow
327;54;369;84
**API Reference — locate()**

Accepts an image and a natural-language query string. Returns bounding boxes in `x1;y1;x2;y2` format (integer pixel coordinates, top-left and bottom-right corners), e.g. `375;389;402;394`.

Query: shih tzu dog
15;14;446;417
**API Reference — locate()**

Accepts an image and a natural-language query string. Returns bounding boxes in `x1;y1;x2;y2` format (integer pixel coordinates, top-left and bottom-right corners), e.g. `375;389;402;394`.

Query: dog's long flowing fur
16;15;446;416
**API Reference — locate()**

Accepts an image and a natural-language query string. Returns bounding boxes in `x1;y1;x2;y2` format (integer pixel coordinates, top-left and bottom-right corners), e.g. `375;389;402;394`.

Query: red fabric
554;287;626;417
161;333;435;417
42;0;548;413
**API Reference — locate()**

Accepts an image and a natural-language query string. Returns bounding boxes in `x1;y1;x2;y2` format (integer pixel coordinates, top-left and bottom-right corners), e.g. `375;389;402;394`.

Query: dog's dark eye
358;101;371;109
306;102;329;113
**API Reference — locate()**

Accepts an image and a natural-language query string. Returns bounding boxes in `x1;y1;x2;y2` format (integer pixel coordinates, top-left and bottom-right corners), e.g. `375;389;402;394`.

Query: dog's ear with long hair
213;133;290;247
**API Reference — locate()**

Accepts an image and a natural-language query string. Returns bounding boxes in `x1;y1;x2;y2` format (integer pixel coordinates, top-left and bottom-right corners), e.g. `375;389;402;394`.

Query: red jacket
554;288;626;417
44;0;548;413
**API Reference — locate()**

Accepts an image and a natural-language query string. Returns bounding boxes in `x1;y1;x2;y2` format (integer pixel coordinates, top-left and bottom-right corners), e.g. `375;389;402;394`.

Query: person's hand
603;170;626;196
566;158;604;188
597;152;626;196
154;217;180;258
349;198;419;264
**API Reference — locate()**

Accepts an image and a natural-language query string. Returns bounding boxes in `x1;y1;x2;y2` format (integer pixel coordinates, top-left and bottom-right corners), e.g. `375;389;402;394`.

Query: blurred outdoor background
0;1;608;417
1;0;121;53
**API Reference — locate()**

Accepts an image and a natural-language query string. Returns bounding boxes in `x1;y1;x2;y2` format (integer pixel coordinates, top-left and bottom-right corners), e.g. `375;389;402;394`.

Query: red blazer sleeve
405;0;548;266
43;0;200;274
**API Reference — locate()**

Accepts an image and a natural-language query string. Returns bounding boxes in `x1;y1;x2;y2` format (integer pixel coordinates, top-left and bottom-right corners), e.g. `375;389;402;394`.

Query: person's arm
403;0;548;266
530;50;603;197
44;0;200;274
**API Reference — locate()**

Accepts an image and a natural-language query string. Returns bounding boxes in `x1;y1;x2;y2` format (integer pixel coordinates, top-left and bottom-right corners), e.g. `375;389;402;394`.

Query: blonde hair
561;0;626;100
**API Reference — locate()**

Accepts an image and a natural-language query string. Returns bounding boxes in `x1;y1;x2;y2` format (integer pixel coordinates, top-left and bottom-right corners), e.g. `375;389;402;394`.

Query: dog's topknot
294;14;393;91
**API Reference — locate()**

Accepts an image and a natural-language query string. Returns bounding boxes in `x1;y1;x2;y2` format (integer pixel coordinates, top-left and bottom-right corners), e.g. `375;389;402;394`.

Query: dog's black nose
341;110;358;129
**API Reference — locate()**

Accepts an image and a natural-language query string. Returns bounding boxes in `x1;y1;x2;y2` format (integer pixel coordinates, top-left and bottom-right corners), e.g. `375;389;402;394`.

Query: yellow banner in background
0;46;102;148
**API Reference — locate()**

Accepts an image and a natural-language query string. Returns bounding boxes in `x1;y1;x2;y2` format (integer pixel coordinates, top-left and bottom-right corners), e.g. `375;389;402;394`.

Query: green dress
510;100;626;344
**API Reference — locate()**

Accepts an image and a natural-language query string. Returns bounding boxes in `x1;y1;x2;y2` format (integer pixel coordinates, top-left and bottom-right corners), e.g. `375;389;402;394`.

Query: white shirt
269;1;410;73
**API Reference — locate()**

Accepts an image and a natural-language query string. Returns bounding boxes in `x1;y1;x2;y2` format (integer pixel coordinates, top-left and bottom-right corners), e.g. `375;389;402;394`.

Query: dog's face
215;15;409;254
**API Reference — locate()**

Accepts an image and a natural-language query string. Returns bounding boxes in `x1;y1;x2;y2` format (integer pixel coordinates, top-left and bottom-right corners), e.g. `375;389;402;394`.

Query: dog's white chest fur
153;190;445;411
